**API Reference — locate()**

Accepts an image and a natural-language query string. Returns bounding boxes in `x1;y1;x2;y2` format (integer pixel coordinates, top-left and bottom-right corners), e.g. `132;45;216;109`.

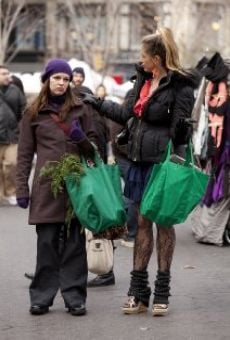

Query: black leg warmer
153;270;171;304
128;270;151;307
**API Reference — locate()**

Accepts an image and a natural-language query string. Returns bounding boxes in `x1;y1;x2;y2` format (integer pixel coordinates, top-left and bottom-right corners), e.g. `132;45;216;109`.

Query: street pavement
0;205;230;340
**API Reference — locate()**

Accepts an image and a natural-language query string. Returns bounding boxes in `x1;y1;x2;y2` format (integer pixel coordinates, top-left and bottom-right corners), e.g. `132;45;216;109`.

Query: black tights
133;209;176;272
128;208;175;305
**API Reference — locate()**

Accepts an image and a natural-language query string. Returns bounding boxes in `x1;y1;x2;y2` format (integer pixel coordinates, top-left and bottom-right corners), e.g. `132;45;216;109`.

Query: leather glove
82;93;104;112
174;118;193;145
17;197;29;209
69;120;86;142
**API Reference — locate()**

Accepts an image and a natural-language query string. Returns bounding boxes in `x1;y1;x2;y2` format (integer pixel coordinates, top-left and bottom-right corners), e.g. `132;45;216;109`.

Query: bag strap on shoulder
50;113;70;135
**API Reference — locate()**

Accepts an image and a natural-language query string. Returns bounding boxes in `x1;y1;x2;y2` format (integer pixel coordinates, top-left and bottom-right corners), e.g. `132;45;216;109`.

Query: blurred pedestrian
16;58;99;316
113;88;138;248
0;65;26;206
87;83;115;288
84;27;197;316
72;66;93;97
95;83;107;99
10;75;25;95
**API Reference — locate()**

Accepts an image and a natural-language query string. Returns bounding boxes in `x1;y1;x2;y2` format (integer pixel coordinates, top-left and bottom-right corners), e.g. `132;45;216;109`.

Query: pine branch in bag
39;154;84;226
39;154;84;198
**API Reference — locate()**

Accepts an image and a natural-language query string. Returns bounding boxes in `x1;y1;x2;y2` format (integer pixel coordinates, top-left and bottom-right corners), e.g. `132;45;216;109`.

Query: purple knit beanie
41;59;73;83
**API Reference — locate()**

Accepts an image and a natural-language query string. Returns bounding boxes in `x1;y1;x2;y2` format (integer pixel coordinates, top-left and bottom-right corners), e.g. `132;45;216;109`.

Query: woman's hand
82;93;104;112
17;197;29;209
69;120;86;142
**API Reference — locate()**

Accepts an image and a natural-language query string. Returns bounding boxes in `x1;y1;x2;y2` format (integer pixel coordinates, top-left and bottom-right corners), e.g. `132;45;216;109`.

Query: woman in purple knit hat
16;58;99;316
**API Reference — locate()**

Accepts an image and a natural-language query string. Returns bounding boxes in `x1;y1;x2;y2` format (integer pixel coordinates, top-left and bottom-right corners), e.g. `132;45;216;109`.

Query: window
15;5;45;51
118;3;157;51
69;4;107;49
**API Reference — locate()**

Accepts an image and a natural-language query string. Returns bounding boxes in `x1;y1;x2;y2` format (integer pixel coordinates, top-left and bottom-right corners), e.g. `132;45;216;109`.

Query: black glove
174;118;194;145
81;92;104;112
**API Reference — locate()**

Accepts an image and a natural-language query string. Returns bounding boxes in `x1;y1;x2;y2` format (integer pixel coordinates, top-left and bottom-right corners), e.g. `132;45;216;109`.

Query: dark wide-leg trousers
29;221;88;308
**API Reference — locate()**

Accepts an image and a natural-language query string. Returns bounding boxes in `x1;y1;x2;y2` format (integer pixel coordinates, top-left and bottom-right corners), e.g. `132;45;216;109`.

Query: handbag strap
50;113;70;135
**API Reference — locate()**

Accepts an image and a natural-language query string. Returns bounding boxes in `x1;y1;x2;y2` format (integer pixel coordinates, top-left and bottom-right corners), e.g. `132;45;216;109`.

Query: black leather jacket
100;66;198;163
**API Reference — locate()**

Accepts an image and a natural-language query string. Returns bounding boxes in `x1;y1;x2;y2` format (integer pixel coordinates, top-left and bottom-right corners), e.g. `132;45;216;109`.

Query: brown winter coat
16;102;99;225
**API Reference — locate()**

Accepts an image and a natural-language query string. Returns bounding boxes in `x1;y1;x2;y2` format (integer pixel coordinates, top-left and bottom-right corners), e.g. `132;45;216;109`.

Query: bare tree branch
64;0;123;76
0;0;45;64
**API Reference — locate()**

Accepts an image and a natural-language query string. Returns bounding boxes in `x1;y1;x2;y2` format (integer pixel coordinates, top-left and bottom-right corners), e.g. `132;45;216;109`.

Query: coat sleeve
99;91;135;125
17;90;27;121
78;104;100;157
14;87;26;122
16;113;36;198
170;84;195;145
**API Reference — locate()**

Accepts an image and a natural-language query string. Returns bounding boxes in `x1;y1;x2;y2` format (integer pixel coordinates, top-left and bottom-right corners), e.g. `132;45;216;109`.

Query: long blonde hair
141;27;183;73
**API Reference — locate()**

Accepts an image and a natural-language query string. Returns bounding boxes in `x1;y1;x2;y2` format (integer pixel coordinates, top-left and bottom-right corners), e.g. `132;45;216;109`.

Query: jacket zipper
142;78;171;118
131;72;172;161
132;119;142;161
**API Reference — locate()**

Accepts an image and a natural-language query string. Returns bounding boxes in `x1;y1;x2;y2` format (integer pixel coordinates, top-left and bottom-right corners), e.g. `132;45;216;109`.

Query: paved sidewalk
0;206;230;340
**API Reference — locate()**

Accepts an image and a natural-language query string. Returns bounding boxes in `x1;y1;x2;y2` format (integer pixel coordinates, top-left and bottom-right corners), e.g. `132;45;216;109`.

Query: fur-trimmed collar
169;70;201;88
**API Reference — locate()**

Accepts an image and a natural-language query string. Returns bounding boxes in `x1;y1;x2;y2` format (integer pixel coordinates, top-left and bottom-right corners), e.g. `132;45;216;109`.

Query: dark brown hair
27;79;77;121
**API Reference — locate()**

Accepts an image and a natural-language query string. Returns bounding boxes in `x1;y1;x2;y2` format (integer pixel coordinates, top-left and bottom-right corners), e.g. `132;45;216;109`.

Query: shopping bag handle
184;141;194;167
81;151;103;168
165;140;194;167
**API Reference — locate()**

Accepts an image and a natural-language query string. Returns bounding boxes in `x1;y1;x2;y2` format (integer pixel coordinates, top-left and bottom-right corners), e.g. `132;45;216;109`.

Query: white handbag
85;230;113;275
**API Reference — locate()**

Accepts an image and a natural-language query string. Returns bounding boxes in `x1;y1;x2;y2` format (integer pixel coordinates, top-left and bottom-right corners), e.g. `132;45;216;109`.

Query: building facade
6;0;230;79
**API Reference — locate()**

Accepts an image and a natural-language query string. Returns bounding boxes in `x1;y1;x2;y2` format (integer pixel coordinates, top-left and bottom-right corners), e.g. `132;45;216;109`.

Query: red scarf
134;79;152;117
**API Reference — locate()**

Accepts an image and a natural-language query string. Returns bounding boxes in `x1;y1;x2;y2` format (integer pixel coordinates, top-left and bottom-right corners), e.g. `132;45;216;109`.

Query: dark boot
30;305;49;315
87;270;115;287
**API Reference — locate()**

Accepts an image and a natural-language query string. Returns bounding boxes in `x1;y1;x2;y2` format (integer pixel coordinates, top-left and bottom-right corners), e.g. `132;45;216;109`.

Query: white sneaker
7;196;17;206
120;239;134;248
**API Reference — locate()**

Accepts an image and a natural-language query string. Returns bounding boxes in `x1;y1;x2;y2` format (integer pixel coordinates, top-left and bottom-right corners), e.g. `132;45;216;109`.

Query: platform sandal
122;296;148;314
152;303;169;316
152;270;171;317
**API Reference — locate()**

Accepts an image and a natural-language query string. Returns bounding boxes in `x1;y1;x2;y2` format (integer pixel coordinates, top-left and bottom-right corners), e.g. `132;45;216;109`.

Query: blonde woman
84;27;197;316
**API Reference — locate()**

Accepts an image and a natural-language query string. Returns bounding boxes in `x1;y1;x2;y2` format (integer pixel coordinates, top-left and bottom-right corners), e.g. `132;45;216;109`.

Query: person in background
72;74;108;163
72;67;93;97
95;84;107;99
87;83;115;288
16;58;99;316
10;75;25;95
113;88;138;248
0;65;26;206
95;84;138;247
84;27;197;316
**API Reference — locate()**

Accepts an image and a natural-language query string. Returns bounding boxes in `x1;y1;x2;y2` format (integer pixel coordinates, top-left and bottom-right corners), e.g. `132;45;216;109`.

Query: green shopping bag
140;141;209;226
65;154;127;233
